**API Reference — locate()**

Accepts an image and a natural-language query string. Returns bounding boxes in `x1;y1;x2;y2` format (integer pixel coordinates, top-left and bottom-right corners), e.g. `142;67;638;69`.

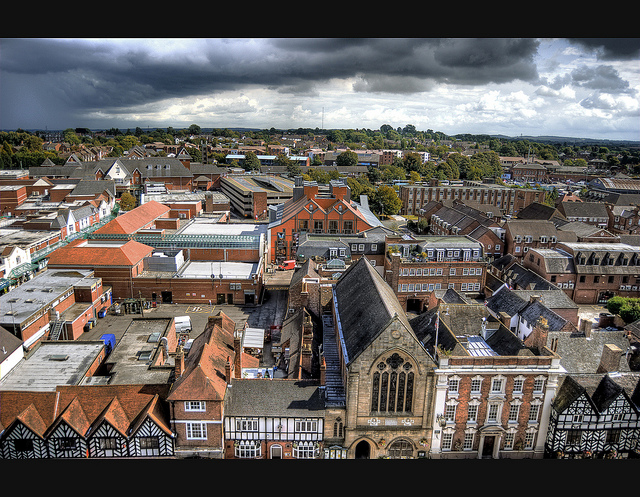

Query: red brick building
268;178;382;264
168;312;258;459
411;301;564;459
400;182;546;217
383;235;487;313
523;242;640;305
0;185;27;216
45;239;154;300
0;268;111;349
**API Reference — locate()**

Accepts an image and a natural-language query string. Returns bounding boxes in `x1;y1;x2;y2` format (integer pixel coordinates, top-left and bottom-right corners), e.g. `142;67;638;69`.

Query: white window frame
295;419;318;433
235;440;261;458
508;401;521;423
470;377;482;395
236;418;259;432
293;441;317;459
184;401;206;412
487;403;501;423
448;377;460;395
186;422;207;440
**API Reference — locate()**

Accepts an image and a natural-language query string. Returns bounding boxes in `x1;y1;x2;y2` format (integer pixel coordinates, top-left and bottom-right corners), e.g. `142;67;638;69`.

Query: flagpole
434;308;440;361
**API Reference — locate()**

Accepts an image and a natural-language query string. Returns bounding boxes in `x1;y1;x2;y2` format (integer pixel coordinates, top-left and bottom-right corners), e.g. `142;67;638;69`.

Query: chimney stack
225;356;232;384
234;329;243;378
597;344;623;373
175;350;185;377
499;311;511;327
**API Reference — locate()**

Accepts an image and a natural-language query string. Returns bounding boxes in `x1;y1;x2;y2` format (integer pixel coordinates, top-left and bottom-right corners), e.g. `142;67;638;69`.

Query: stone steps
322;314;345;406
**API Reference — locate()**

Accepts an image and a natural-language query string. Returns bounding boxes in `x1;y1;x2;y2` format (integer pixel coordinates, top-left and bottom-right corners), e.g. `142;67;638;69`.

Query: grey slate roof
560;201;608;218
333;256;413;365
548;329;631;374
486;288;529;317
503;263;557;291
519;299;568;331
224;379;325;417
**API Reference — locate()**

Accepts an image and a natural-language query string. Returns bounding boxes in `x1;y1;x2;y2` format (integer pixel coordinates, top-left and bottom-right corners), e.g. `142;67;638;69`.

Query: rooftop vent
49;354;69;361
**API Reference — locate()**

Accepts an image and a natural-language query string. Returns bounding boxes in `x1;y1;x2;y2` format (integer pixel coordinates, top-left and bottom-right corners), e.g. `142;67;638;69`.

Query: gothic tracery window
371;353;414;413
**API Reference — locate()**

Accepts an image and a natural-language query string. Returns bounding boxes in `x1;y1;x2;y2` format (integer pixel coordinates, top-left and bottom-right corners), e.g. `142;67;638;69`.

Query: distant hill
488;134;640;146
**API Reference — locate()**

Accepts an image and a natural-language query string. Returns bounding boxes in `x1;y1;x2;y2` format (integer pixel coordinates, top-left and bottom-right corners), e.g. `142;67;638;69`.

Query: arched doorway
270;444;282;459
355;440;371;459
387;439;414;459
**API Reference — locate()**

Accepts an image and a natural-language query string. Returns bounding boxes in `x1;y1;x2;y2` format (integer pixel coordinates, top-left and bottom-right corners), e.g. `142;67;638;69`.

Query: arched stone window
387;439;414;459
371;352;414;413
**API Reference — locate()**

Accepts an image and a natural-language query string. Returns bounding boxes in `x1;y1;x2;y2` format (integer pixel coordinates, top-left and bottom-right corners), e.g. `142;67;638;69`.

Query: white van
175;315;192;333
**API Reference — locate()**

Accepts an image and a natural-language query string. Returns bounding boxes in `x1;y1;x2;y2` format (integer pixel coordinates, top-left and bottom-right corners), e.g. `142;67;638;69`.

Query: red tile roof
94;200;170;235
47;239;154;267
168;312;258;402
0;384;171;438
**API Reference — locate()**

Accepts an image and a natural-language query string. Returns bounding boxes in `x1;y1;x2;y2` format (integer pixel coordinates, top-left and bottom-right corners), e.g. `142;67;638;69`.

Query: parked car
278;260;296;270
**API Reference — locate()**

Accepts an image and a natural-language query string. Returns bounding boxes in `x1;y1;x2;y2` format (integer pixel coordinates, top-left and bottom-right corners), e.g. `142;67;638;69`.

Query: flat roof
0;269;95;326
179;260;259;279
178;220;267;237
0;341;105;391
106;318;174;385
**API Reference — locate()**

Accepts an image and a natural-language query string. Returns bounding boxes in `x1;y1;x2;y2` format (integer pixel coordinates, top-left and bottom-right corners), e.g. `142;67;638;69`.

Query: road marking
186;305;216;313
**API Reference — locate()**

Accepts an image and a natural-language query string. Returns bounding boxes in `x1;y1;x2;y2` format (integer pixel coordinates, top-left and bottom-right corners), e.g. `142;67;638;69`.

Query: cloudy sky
1;38;639;141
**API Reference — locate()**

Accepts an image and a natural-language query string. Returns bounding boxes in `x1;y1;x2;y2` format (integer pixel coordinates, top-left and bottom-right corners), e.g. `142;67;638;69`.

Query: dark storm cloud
0;38;543;114
570;64;631;93
568;38;640;60
268;38;541;89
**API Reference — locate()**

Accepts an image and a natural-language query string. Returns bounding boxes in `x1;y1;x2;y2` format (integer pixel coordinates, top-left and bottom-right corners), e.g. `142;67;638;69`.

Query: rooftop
0;269;95;326
105;317;175;385
0;341;105;392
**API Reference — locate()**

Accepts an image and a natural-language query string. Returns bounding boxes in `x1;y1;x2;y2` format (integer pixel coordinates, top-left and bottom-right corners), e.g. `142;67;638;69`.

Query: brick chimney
596;344;623;373
234;329;243;378
175;350;185;377
526;316;549;351
320;355;326;386
499;311;511;327
225;356;232;384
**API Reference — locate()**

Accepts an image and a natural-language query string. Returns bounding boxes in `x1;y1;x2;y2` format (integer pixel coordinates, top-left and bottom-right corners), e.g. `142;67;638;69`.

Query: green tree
371;185;401;216
243;151;261;171
119;192;137;211
336;150;358;168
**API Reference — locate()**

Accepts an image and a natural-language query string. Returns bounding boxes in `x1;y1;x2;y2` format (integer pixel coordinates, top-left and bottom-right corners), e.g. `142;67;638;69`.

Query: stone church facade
326;257;438;459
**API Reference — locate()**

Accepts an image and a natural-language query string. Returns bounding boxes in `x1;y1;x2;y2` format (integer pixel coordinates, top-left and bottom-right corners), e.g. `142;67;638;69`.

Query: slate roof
224;379;325;417
487;287;572;331
333;256;414;365
295;236;351;261
553;373;640;413
503;262;557;291
557;221;618;239
519;299;568;332
560;201;608;219
506;219;560;237
70;179;116;198
289;258;320;290
548;328;632;374
486;288;529;317
409;304;527;357
530;248;576;274
511;289;578;310
491;253;518;272
516;202;565;221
